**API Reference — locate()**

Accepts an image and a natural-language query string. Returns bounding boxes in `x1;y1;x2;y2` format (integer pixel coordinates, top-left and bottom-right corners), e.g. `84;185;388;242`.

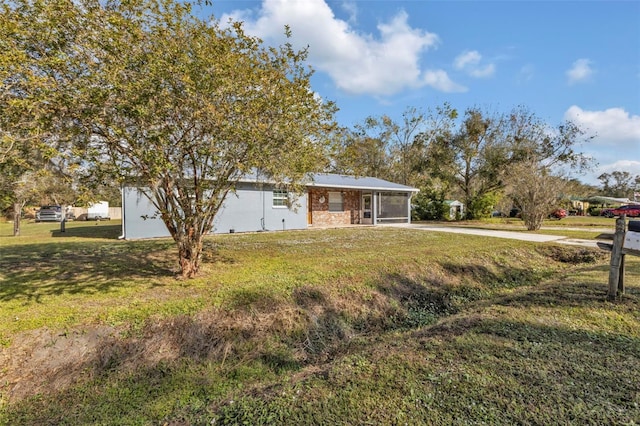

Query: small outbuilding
444;200;464;220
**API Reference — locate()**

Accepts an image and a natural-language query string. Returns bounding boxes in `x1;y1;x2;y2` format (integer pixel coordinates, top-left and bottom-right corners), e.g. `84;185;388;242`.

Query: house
444;200;464;220
120;173;419;239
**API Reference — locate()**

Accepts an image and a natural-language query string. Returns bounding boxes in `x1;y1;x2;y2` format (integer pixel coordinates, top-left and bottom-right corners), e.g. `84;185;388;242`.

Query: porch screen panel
377;192;409;222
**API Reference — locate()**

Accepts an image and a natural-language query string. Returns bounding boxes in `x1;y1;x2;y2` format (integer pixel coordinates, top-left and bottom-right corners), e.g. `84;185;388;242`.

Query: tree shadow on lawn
49;223;122;239
375;273;460;330
439;261;546;289
5;253;637;419
493;262;640;310
495;280;611;309
418;316;640;419
375;260;551;326
425;311;640;353
0;239;175;302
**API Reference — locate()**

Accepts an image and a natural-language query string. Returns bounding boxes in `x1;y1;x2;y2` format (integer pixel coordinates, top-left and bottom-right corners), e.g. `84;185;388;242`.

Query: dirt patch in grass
536;245;608;264
0;326;118;401
2;302;336;404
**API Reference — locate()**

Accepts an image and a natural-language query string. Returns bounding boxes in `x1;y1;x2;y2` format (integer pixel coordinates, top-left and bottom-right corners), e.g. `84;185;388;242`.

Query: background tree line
328;105;632;230
597;171;640;199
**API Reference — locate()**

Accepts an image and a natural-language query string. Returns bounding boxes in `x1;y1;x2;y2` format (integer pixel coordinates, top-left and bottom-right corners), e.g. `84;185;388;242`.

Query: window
273;189;288;207
328;191;343;212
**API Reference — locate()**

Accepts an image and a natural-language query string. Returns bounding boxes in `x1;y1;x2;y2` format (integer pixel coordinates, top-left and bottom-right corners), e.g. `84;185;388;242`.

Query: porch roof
307;173;419;193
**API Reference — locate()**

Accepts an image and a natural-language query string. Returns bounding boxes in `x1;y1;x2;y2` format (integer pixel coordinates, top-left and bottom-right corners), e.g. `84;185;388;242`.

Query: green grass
450;214;615;227
0;220;638;425
424;215;618;239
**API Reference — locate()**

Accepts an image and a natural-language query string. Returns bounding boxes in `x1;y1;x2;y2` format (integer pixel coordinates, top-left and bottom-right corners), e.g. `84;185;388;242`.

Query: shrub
412;190;448;221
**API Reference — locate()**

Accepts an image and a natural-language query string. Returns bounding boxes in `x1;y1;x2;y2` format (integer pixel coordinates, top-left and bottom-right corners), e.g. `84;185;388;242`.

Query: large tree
5;0;336;277
426;107;510;219
1;0;92;234
504;108;592;230
329;125;391;179
332;104;457;189
424;106;591;224
331;108;430;185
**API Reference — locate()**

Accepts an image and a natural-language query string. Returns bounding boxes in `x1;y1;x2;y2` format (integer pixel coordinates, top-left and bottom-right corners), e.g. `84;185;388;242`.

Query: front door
307;192;313;225
362;193;372;224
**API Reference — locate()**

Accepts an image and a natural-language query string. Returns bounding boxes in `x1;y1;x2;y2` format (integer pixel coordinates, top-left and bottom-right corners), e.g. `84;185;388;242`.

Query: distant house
120;173;419;239
444;200;464;220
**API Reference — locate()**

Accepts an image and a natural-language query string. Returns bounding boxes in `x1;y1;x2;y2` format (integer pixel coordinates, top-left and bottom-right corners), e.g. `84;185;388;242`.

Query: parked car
600;208;615;218
603;205;640;218
35;205;75;222
549;208;567;219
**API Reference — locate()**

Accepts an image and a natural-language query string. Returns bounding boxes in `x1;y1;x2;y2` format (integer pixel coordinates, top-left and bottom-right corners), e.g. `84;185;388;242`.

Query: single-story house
120;173;419;239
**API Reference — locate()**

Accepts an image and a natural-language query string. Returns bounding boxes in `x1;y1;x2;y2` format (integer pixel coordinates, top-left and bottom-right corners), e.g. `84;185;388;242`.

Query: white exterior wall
122;184;307;240
212;183;307;234
122;188;169;239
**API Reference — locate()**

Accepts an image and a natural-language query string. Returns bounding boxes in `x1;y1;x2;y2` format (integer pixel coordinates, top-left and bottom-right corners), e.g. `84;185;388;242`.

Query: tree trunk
523;213;544;231
13;202;21;236
177;235;204;279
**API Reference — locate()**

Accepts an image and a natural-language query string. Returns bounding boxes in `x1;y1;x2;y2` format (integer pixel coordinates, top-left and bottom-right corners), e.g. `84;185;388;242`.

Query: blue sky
203;0;640;187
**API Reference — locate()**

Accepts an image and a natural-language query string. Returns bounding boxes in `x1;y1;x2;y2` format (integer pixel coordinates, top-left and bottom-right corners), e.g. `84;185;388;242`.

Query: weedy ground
0;218;638;425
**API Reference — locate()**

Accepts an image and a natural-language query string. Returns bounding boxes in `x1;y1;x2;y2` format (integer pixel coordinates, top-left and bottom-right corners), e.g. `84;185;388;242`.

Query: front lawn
0;220;638;424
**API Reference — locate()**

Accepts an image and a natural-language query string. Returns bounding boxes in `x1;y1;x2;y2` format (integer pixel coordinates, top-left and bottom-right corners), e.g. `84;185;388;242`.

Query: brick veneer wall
310;189;361;226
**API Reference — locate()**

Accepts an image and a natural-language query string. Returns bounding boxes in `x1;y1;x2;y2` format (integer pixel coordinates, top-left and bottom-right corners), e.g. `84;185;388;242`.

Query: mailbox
624;231;640;251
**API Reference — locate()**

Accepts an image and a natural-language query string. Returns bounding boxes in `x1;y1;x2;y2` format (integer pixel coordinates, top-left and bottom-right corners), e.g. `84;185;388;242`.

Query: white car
35;205;75;222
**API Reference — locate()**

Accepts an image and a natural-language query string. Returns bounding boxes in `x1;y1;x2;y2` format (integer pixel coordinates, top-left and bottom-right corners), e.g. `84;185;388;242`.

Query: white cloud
564;106;640;183
340;1;358;24
600;160;640;173
566;59;594;85
469;64;496;78
453;50;495;78
454;50;481;69
564;106;640;145
423;70;467;93
218;0;461;96
517;64;535;84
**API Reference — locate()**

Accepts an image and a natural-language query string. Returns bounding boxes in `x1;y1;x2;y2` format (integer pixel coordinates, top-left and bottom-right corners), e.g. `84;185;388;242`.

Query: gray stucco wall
122;184;308;240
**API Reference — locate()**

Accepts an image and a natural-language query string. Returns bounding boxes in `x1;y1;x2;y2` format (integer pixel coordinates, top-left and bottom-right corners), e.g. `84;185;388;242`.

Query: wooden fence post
13;202;21;237
608;215;626;301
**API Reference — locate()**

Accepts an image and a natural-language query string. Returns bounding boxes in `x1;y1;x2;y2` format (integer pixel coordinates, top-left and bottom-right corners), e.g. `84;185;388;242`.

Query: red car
549;208;567;219
602;205;640;218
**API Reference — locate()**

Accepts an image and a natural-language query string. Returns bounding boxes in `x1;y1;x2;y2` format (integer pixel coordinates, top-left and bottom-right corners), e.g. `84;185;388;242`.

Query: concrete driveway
386;223;599;248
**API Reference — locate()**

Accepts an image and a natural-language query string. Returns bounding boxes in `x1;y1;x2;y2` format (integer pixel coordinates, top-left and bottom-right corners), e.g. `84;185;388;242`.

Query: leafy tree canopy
4;0;337;276
597;171;639;199
422;105;592;223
